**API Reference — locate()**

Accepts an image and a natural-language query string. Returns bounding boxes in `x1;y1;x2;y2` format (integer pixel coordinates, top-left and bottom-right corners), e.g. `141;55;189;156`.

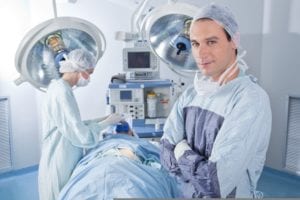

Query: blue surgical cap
193;3;240;47
115;121;130;134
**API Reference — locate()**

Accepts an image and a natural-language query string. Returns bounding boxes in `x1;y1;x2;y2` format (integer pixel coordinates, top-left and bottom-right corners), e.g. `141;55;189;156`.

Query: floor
0;166;38;200
0;166;300;200
257;167;300;198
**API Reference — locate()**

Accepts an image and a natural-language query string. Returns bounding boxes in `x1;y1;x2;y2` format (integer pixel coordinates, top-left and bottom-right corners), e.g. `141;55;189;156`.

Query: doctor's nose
198;44;210;56
193;44;209;58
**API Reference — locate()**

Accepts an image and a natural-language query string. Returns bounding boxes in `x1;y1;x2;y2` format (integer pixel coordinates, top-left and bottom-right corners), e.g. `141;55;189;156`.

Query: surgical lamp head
192;3;240;48
170;19;193;56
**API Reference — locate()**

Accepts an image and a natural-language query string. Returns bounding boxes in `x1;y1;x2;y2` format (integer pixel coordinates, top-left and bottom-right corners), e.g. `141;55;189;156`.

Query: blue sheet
58;134;180;200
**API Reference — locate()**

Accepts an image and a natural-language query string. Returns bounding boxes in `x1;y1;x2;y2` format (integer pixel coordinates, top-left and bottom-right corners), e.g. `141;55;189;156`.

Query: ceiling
106;0;143;9
105;0;201;10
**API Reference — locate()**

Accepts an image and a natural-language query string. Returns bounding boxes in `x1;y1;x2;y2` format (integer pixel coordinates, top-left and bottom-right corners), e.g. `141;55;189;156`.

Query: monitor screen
120;90;132;101
127;52;150;69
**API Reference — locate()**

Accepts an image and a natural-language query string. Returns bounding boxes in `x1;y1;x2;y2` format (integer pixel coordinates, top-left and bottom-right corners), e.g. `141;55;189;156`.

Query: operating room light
14;17;106;92
141;2;198;72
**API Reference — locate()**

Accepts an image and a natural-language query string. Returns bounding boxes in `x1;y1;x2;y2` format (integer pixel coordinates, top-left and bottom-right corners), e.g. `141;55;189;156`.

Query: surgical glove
98;113;123;128
174;139;191;160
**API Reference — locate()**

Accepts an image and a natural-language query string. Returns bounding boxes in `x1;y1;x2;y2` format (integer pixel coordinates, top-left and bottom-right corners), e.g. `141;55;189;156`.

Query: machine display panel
120;90;132;101
123;47;159;72
128;52;150;69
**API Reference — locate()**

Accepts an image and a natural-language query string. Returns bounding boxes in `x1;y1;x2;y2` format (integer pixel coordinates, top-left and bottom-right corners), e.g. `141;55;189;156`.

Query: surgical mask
194;73;220;96
194;50;248;96
76;72;90;87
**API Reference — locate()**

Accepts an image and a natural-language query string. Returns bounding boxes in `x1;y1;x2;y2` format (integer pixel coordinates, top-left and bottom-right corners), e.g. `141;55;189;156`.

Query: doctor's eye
191;42;199;48
207;40;217;46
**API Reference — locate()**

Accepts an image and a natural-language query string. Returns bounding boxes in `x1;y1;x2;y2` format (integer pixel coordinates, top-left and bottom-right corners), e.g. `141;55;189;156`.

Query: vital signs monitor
123;47;159;80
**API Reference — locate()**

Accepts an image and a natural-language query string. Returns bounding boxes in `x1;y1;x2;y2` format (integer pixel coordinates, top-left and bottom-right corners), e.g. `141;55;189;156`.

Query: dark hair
223;29;238;55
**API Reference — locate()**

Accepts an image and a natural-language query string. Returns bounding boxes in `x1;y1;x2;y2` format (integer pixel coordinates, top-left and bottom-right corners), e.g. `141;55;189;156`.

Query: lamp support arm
131;0;150;33
52;0;58;18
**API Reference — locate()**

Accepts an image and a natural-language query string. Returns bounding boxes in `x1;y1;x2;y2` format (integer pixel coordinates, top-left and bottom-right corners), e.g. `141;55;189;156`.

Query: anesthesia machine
108;44;174;138
108;1;199;138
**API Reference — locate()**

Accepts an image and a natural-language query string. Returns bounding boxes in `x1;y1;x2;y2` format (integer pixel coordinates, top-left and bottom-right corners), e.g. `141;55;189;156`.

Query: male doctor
160;3;272;198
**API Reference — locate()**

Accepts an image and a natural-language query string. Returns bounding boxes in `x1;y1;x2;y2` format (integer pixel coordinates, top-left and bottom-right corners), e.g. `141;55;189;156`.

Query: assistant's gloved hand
174;139;191;160
98;113;123;128
87;115;110;123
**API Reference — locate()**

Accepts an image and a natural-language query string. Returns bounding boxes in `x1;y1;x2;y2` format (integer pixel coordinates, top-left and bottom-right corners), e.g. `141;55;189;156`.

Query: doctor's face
80;68;94;79
190;19;237;81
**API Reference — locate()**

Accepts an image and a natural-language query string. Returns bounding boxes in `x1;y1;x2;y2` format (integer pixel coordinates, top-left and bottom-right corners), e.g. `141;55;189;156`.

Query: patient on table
58;120;180;200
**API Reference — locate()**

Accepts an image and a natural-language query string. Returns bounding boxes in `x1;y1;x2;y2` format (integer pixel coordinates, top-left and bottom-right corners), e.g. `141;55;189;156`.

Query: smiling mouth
199;61;213;67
